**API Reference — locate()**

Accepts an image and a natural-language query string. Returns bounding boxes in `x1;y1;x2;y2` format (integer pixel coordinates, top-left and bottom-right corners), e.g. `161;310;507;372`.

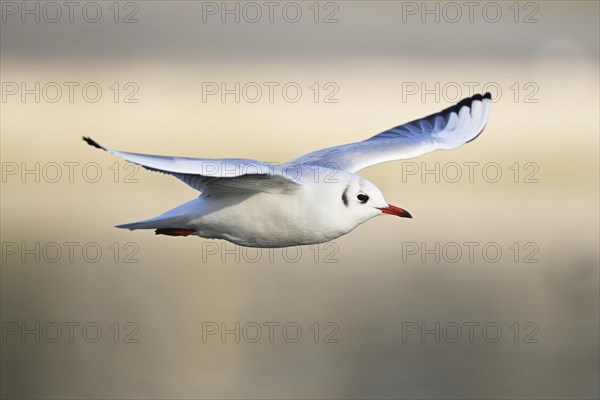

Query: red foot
155;228;194;237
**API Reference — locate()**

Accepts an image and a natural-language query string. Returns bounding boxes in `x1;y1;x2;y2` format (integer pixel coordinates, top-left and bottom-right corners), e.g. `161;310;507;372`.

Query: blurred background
1;1;598;398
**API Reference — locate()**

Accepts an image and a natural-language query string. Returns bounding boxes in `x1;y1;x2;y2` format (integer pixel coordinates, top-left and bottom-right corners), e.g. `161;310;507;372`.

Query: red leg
155;228;194;237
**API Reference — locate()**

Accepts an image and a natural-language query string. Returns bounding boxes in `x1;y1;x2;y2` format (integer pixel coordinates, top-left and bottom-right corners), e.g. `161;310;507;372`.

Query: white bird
84;93;491;248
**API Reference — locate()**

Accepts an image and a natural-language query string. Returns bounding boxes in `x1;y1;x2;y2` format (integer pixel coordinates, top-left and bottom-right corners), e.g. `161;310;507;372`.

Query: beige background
1;1;599;398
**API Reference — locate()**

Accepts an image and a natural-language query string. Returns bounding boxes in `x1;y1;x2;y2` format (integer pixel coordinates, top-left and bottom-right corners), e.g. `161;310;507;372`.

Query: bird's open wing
83;137;301;194
288;93;492;173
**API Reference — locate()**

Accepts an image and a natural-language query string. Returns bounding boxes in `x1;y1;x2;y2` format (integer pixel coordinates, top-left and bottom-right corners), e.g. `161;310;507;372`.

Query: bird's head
336;175;412;226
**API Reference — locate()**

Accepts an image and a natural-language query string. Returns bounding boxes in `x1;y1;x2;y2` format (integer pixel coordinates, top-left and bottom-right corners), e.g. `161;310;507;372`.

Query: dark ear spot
342;186;349;207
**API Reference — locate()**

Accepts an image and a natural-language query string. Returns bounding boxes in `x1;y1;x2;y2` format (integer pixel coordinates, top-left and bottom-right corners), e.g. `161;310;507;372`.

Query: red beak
377;204;412;218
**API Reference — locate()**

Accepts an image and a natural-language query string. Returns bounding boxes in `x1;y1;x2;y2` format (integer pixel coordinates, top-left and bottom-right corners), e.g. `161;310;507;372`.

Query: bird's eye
357;193;369;203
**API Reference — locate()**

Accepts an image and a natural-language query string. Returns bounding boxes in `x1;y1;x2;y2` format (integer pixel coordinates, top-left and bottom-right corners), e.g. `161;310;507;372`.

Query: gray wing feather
83;137;300;193
289;93;492;173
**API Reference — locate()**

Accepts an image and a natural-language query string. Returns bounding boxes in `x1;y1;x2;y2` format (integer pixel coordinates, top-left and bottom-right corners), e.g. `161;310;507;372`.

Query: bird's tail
116;214;191;230
116;218;170;231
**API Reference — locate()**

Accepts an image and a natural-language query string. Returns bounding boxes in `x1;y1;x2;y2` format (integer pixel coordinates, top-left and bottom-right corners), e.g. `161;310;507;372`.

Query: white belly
188;192;350;248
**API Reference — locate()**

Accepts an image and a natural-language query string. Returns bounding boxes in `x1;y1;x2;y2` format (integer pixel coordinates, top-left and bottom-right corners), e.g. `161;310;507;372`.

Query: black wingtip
445;92;492;116
82;136;104;150
460;92;492;106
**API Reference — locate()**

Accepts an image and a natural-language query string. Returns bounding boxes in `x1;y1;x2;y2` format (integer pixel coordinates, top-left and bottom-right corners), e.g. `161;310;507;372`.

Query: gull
84;93;491;248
